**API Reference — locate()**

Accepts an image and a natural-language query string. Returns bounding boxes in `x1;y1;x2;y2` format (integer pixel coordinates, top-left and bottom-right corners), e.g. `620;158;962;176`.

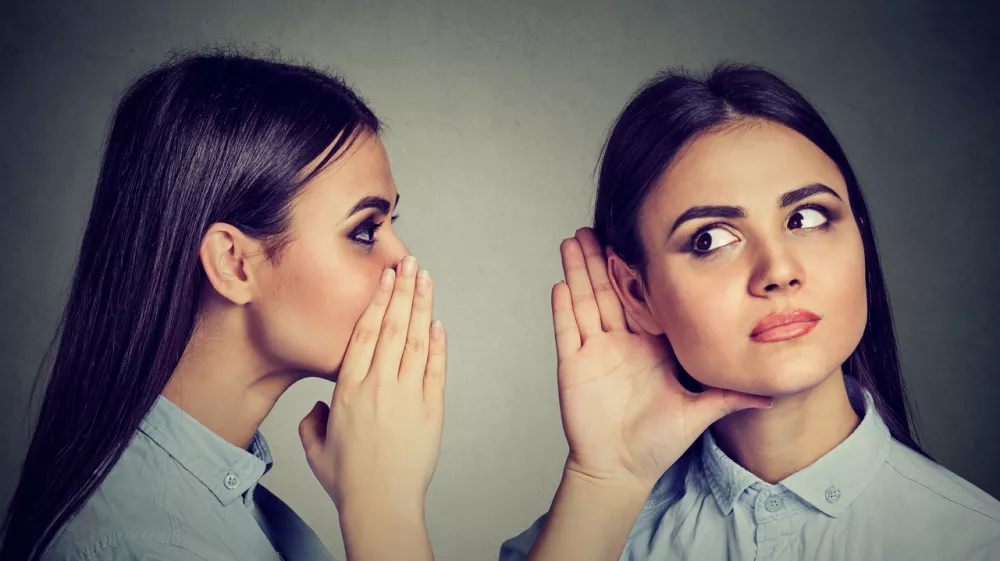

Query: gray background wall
1;1;998;559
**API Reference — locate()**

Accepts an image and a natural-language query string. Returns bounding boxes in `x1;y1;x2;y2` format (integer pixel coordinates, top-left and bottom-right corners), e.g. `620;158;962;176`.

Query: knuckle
593;282;615;296
380;321;403;340
571;292;595;306
352;326;378;345
405;336;426;354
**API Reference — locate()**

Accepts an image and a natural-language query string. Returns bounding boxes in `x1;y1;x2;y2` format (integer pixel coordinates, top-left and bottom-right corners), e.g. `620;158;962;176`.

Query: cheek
813;232;868;354
252;244;381;375
649;263;747;374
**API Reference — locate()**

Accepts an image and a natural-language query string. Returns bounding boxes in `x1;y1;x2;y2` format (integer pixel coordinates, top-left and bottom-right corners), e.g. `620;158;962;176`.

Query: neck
162;295;300;449
711;369;860;484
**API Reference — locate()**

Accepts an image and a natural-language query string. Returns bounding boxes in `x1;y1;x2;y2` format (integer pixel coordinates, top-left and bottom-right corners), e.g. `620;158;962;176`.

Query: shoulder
855;439;1000;558
882;440;1000;524
45;433;211;560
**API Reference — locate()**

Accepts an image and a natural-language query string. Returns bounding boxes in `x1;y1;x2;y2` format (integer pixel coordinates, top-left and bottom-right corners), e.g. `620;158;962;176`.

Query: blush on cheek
828;246;869;362
252;249;382;377
653;269;754;390
305;269;379;375
656;281;712;368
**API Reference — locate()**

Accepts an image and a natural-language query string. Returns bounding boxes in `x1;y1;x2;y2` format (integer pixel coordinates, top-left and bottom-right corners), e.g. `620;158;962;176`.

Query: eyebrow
346;193;400;219
780;183;841;207
668;183;841;236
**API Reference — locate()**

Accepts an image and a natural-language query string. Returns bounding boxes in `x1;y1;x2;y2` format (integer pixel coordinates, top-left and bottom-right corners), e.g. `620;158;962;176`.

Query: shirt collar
139;395;273;507
699;375;891;518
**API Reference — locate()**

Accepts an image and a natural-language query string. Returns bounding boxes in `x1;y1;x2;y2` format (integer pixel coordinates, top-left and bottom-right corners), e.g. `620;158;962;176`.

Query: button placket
764;495;784;513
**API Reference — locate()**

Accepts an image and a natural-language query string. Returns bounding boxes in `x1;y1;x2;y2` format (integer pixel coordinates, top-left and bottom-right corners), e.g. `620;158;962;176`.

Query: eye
787;207;829;230
690;226;740;254
349;214;399;247
350;217;384;246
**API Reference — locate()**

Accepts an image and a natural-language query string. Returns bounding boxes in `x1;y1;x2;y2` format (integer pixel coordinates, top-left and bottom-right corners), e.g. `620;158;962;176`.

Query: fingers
423;320;447;406
551;281;581;362
560;237;603;341
399;268;434;387
574;228;627;332
368;255;419;384
339;268;396;387
298;401;331;459
688;388;774;432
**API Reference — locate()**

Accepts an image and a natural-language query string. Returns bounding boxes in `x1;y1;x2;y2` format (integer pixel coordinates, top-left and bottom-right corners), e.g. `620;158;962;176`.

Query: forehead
295;133;396;212
645;122;847;218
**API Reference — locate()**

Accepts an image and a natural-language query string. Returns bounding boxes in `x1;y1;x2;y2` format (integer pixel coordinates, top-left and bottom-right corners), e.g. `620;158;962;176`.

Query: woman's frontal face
638;122;868;396
251;133;408;380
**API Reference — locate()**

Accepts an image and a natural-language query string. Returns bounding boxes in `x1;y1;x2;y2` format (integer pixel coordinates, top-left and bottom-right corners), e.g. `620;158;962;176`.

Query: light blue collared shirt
501;377;1000;560
45;396;334;560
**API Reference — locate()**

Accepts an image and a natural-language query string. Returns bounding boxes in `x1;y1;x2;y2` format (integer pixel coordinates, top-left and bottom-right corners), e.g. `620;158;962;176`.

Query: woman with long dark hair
1;52;447;561
502;63;1000;560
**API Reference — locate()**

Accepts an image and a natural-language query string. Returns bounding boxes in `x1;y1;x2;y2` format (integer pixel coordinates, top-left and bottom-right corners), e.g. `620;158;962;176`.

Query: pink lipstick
750;309;821;343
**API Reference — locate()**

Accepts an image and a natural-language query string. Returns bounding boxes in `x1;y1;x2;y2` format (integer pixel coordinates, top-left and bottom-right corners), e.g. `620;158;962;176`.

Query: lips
750;309;821;342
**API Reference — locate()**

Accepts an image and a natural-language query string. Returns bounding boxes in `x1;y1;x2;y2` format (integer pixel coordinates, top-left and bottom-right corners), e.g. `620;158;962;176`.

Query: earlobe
199;223;256;306
606;250;665;336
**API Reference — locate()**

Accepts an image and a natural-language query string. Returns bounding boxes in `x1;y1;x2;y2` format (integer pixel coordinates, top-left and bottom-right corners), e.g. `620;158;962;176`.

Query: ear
199;223;261;306
606;250;664;336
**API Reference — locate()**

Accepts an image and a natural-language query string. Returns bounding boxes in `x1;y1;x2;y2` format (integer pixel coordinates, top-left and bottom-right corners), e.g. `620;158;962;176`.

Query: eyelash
350;215;399;248
684;203;835;258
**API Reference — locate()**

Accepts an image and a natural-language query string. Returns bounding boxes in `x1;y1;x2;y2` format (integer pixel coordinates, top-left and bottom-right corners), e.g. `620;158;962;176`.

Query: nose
382;231;410;268
749;239;805;297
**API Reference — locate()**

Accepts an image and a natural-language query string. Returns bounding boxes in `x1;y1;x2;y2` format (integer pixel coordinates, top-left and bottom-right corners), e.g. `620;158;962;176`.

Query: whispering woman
1;52;447;561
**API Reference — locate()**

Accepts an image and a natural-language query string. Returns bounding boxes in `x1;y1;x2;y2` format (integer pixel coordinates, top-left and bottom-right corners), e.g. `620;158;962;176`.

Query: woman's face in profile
635;122;868;396
247;133;408;380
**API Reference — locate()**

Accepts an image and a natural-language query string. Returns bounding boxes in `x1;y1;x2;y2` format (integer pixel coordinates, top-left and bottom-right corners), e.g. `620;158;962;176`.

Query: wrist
338;497;431;561
525;465;653;561
338;494;425;524
560;465;654;509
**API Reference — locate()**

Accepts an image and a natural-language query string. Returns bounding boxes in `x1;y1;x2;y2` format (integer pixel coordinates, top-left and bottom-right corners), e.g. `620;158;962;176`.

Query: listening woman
503;63;1000;561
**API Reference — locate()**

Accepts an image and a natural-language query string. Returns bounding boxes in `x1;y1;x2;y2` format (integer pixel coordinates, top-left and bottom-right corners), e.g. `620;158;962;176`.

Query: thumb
688;388;773;432
298;401;330;458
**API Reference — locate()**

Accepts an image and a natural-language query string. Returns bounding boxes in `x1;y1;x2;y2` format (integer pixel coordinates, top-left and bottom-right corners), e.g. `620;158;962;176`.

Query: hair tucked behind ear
593;62;926;456
0;50;381;560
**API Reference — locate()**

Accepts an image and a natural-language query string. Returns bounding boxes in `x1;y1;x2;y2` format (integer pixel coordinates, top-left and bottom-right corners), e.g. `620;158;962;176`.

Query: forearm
527;469;652;561
339;500;433;561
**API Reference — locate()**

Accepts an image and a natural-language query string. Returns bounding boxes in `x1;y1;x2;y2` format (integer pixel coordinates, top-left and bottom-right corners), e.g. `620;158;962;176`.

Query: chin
689;352;842;397
311;370;340;383
313;361;344;383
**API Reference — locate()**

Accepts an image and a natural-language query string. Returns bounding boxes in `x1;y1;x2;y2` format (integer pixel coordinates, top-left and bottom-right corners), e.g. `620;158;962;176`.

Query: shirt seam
73;533;214;561
884;456;1000;524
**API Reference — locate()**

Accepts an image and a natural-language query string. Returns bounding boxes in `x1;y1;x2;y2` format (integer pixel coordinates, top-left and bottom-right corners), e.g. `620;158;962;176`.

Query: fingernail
417;269;431;293
400;255;417;277
380;268;395;290
431;319;444;339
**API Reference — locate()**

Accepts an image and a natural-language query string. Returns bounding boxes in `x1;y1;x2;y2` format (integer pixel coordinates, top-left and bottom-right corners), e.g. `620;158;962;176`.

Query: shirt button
223;473;240;490
825;485;841;503
764;496;783;512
